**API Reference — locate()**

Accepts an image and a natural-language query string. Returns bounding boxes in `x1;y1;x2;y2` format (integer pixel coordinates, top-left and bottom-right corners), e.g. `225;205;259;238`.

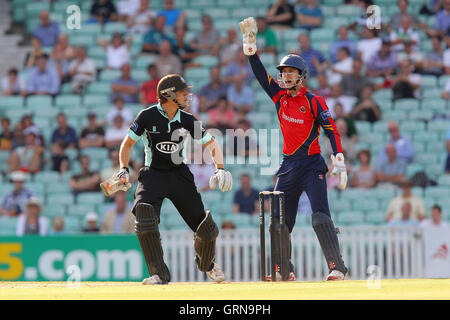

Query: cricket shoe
265;272;296;281
142;274;168;285
326;270;345;281
206;263;225;283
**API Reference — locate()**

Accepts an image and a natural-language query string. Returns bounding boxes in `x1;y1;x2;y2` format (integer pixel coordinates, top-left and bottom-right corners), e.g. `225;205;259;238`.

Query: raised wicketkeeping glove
330;153;348;190
209;168;233;192
239;17;257;56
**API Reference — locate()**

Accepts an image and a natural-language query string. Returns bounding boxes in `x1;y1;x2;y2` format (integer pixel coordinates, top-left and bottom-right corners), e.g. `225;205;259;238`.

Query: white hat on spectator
10;171;27;182
85;212;99;222
25;197;42;210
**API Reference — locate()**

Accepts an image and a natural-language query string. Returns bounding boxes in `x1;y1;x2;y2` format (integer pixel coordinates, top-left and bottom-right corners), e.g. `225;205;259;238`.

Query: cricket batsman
114;74;233;284
239;17;348;281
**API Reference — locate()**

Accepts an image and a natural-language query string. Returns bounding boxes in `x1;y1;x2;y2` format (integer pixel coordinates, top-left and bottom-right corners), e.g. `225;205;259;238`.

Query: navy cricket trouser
273;154;331;233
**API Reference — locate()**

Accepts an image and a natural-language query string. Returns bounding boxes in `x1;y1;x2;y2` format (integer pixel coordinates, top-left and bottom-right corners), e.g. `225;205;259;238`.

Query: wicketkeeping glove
209;168;233;192
330;153;347;190
239;17;257;56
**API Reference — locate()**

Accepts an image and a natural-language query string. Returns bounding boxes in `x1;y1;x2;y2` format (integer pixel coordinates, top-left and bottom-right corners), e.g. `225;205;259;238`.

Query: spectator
0;171;34;217
69;47;96;94
189;14;221;56
233;173;259;215
385;180;426;222
8;131;44;174
98;33;131;70
24;37;44;69
90;0;118;24
223;50;255;85
21;114;44;146
291;33;327;77
421;204;448;229
420;35;445;76
157;0;186;32
173;26;200;66
100;147;138;183
79;111;105;149
390;15;421;52
1;68;26;96
100;191;135;234
396;39;423;70
198;66;229;112
0;117;13;150
10;121;25;150
50;216;66;235
70;154;102;194
16;197;48;236
140;63;160;105
351;85;381;123
365;39;397;78
357;27;382;65
227;76;254;115
105;114;129;149
446;128;450;174
32;11;60;47
117;0;141;22
391;59;422;100
49;140;69;174
351;149;377;188
106;96;133;126
255;16;278;55
207;96;236;133
142;15;175;54
51;112;78;150
432;0;450;38
221;220;236;230
266;0;296;30
443;77;450;99
444;30;450;74
126;0;155;34
333;103;358;140
83;212;100;233
376;143;407;187
324;118;357;164
388;202;420;226
110;63;139;103
154;40;183;77
329;26;357;63
388;0;422;31
228;119;259;159
51;34;77;62
212;28;241;67
326;47;353;85
295;0;323;30
379;120;414;164
312;72;331;98
26;54;60;96
326;83;356;116
188;153;216;192
340;59;373;100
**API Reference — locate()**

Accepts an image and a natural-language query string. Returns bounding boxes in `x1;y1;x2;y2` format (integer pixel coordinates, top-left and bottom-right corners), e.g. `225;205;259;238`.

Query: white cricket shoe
206;263;225;283
326;270;345;281
142;274;168;285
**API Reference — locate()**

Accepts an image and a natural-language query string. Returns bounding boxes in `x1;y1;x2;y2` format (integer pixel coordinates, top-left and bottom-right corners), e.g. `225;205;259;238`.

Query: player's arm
204;138;224;170
119;135;136;169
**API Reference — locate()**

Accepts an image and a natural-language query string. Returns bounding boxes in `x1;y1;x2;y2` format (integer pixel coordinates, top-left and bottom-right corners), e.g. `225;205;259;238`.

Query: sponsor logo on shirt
282;112;304;124
320;110;331;120
130;121;138;132
156;141;179;154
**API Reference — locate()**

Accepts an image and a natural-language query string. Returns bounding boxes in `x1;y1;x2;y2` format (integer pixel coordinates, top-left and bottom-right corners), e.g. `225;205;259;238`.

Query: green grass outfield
1;279;450;300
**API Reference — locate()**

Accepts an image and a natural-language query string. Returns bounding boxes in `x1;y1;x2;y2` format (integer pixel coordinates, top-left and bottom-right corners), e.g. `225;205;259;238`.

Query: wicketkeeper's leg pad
311;211;348;274
194;211;219;272
135;202;171;282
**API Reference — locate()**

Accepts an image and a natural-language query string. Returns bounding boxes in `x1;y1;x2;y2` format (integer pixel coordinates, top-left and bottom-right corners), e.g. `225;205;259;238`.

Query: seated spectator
188;153;216;192
157;0;186;33
110;63;139;103
1;68;26;96
324;118;357;164
206;96;236;133
211;28;241;67
389;15;420;52
83;212;100;233
79;111;105;149
154;40;183;77
329;26;357;63
365;39;397;78
106;96;133;126
32;11;60;47
445;30;450;74
421;205;448;229
351;149;377;188
388;0;422;31
443;77;450;99
90;0;118;24
0;171;34;217
356;27;381;65
0;117;13;150
420;35;445;76
100;191;135;234
24;37;44;69
198;66;229;112
49;140;69;174
49;42;71;85
51;33;77;62
333;103;357;140
312;72;331;98
140;63;160;105
221;220;236;230
69;47;96;94
233;173;259;215
16;197;48;236
388;202;420;226
142;15;175;54
326;47;353;85
429;0;450;38
446;129;450;174
223;50;255;85
376;143;407;187
396;39;423;70
295;0;323;30
26;53;60;96
126;0;155;34
21;114;44;146
105;114;129;149
190;14;221;56
266;0;296;30
291;33;327;77
326;83;356;116
340;59;373;100
378;120;414;164
385;180;426;222
351;85;381;123
173;26;200;66
255;16;278;55
228;119;259;159
70;154;102;194
227;76;254;115
51;113;78;150
50;216;66;235
8;131;44;174
98;32;131;70
10;121;25;150
391;59;422;100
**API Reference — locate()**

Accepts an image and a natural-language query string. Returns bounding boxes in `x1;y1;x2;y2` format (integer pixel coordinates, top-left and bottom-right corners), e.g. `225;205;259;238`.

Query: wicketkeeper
239;17;348;281
114;74;233;284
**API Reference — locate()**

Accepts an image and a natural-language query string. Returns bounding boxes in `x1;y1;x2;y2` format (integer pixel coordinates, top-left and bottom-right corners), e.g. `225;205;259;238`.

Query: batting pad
194;211;219;272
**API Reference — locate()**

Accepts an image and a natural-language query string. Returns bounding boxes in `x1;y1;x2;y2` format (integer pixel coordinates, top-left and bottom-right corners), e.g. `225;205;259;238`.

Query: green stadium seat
84;94;109;106
406;163;424;177
87;81;112;95
41;206;67;218
192;55;219;68
88;46;107;60
425;163;444;180
422;99;448;113
33;171;61;184
68;34;96;47
77;192;105;205
25;2;51;17
103;22;128;35
65;217;82;234
394;99;420;112
55;94;82;109
438;175;450;187
332;200;351;213
0;217;18;235
135;55;156;69
185;8;202;19
364;211;385;225
354;121;372;134
422;88;443;99
47;193;75;206
413;131;439;144
184;67;210;81
415;153;440;165
372;89;393;101
408;109;434;121
337;211;365;225
222;213;255;229
163;213;187;230
352;198;379;212
0;96;24;109
26;95;53;109
439;75;450;87
424;187;450;200
67;204;96;218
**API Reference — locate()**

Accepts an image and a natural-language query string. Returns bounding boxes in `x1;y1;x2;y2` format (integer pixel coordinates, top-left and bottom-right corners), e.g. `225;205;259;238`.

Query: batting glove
115;167;130;185
239;17;257;56
330;153;348;190
209;168;233;192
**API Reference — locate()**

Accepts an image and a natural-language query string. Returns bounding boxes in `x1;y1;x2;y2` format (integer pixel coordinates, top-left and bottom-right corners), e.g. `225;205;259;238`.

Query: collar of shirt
157;104;181;132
